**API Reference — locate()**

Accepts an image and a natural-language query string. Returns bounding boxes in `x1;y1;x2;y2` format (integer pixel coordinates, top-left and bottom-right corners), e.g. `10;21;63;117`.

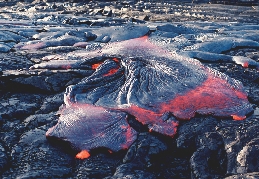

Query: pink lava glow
46;35;253;159
21;42;46;50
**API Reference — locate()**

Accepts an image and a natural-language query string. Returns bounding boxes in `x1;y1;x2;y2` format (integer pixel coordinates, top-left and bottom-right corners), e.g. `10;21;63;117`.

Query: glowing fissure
103;66;120;77
91;62;103;70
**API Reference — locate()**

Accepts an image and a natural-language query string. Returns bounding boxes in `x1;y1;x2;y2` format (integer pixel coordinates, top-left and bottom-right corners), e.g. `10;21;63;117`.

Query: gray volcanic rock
6;69;90;93
123;133;168;165
0;30;25;42
23;112;58;130
224;172;259;179
36;93;64;114
16;25;150;50
0;31;16;43
0;143;8;174
95;34;111;43
0;44;11;53
157;23;196;34
93;24;150;42
237;138;259;173
0;93;43;120
6;128;74;179
76;152;125;178
109;163;156;179
190;133;226;179
190;38;259;54
176;117;226;178
217;118;259;175
0;53;33;70
175;116;259;178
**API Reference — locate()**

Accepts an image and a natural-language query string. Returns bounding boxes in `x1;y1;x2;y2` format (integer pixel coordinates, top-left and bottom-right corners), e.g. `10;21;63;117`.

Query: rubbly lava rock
0;142;8;174
0;93;43;120
108;163;156;179
45;36;253;158
225;172;259;179
123;132;168;167
75;151;125;178
217;118;259;176
7;128;74;179
0;53;33;71
237;138;259;173
174;114;259;178
36;93;64;114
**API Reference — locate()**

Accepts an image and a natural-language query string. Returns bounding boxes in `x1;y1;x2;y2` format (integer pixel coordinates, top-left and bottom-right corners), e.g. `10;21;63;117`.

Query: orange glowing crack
76;150;90;159
139;35;148;40
113;57;120;63
231;115;246;120
124;105;178;137
91;62;103;70
103;67;119;76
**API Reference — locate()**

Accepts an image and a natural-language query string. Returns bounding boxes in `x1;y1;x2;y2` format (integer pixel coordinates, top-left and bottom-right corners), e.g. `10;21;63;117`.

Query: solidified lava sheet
46;36;253;157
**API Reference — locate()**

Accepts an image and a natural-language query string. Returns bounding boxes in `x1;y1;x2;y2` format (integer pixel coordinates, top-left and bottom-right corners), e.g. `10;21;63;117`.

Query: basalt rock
0;142;8;174
109;163;156;179
5;128;74;179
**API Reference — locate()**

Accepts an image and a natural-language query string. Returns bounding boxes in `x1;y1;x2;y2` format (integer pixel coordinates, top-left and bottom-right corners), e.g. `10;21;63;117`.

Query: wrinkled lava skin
46;104;137;154
46;36;253;158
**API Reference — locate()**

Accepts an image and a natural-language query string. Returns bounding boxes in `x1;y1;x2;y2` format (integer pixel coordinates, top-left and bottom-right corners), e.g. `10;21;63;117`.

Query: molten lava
103;67;120;76
91;62;103;70
76;150;90;159
46;35;253;159
243;61;249;68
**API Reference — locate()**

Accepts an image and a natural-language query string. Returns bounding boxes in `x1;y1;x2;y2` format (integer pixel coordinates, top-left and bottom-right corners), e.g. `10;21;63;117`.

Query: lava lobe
46;36;253;159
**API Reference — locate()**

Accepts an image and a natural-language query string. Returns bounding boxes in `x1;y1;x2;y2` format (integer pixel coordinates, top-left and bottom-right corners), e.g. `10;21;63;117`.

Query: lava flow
46;35;253;159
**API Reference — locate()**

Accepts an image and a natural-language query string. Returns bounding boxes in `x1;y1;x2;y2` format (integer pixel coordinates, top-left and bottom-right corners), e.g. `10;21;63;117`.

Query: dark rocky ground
1;0;259;178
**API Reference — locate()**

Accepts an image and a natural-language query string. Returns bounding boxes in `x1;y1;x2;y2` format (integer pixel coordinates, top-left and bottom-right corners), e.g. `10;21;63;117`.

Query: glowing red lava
113;57;120;63
158;76;249;120
76;150;90;159
103;67;120;76
91;62;103;70
243;61;249;68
